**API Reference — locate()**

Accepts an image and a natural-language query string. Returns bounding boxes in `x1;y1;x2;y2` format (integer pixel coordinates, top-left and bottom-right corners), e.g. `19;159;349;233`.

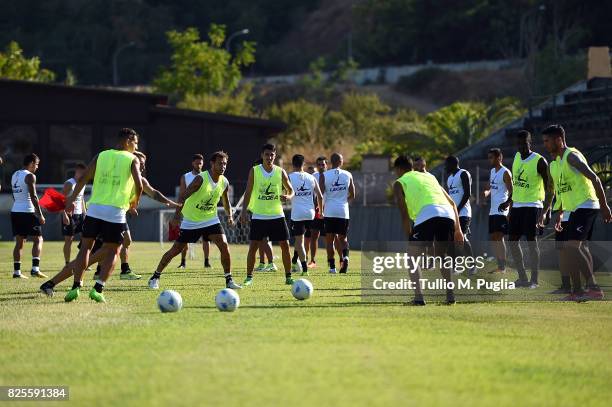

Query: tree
153;25;256;100
0;41;55;82
178;83;255;117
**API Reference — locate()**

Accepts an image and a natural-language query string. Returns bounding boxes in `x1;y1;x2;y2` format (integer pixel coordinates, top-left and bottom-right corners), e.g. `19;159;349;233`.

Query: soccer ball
215;288;240;312
291;279;313;300
157;290;183;313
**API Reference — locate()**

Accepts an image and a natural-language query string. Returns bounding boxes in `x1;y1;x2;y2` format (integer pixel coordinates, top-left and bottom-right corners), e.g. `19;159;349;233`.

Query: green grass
0;241;611;407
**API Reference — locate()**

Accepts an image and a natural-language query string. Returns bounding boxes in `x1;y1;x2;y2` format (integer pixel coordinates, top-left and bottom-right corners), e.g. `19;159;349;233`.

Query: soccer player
319;153;355;274
148;151;241;290
393;155;463;305
61;163;87;265
548;151;572;294
308;156;328;268
177;154;212;269
288;154;323;276
39;151;178;296
445;156;475;275
117;151;179;280
11;153;47;279
62;128;143;303
483;148;512;273
499;130;553;288
240;143;295;286
541;124;611;300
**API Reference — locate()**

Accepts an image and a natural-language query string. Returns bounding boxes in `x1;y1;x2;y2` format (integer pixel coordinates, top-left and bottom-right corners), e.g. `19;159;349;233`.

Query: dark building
0;79;285;197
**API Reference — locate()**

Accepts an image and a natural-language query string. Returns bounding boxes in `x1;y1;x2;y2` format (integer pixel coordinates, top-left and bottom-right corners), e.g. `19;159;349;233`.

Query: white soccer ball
291;279;313;300
157;290;183;313
215;288;240;312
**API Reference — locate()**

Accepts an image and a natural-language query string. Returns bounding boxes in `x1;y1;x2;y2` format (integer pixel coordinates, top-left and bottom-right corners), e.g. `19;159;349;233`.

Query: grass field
1;241;611;407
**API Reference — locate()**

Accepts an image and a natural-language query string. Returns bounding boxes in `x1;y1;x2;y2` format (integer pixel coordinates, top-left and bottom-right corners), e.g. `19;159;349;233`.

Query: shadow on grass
181;301;407;310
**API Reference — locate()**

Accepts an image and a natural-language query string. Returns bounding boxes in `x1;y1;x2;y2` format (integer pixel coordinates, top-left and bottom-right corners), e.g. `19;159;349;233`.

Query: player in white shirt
288;154;323;276
445;156;475;275
483;148;513;273
61;163;87;265
10;153;47;279
177;154;212;269
319;153;356;274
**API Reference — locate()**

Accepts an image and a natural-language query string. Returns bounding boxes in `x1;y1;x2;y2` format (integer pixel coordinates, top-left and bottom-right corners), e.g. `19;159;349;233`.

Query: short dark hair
134;151;147;161
75;162;87;170
262;143;276;152
488;148;502;158
23;153;39;166
445;155;459;167
542;124;565;139
516;130;531;142
414;156;425;162
292;154;305;167
192;154;204;161
210;151;228;162
118;128;138;140
316;156;327;163
393;155;413;171
331;153;342;166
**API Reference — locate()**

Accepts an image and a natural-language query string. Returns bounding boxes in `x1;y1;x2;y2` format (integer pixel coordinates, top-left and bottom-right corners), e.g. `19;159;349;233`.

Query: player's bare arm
26;172;45;224
281;169;294;200
143;178;180;208
240;167;254;223
221;186;234;227
458;171;471;210
393;181;412;237
567;152;612;223
537;157;553;226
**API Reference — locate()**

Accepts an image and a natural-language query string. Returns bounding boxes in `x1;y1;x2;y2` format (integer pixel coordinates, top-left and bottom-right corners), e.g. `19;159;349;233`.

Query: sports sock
205;258;210;265
121;263;130;273
224;272;232;283
71;281;82;290
342;248;349;259
292;250;299;264
328;258;336;269
152;271;162;279
497;258;506;270
561;276;571;289
301;261;308;273
94;280;105;293
14;262;21;273
32;257;40;272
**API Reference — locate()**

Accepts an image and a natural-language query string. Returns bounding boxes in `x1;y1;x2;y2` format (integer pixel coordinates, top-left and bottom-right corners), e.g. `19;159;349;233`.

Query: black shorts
555;221;569;247
62;213;85;236
177;223;224;243
488;215;508;234
459;216;471;235
249;218;290;242
310;217;325;232
566;208;598;241
508;207;541;238
11;212;41;237
290;219;313;236
81;216;126;244
324;217;349;235
409;217;454;242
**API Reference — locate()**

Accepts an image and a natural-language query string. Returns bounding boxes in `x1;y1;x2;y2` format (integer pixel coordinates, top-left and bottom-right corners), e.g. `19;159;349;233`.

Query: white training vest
489;166;510;216
447;168;472;218
66;178;85;215
289;171;317;221
322;168;352;219
184;171;198;187
11;169;35;213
